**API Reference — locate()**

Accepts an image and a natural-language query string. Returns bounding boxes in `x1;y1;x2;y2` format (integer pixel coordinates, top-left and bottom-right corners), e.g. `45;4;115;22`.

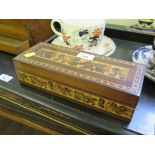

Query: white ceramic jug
51;19;106;50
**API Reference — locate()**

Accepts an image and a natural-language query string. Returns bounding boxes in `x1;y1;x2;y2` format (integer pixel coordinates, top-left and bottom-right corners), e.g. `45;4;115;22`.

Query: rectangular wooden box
13;43;146;122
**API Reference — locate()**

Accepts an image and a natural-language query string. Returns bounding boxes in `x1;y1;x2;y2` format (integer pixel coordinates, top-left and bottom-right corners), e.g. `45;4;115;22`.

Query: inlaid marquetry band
0;88;93;135
17;71;134;120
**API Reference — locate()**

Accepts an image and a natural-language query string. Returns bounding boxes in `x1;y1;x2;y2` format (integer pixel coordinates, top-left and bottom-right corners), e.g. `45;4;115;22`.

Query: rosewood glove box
13;43;146;122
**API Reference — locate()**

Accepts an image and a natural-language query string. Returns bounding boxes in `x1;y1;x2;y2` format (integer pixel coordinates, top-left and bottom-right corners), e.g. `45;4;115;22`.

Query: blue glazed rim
133;46;155;82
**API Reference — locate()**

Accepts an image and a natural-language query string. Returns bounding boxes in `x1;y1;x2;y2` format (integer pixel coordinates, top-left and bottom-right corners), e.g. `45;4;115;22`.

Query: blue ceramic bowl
133;46;155;82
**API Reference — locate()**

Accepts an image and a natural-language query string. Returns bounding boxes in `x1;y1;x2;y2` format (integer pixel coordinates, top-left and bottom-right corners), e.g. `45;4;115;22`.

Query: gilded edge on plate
17;71;134;120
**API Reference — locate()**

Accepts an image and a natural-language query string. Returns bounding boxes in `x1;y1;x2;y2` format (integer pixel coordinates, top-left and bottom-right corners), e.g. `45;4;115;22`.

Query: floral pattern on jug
62;26;104;49
51;20;105;50
88;27;103;47
62;33;71;45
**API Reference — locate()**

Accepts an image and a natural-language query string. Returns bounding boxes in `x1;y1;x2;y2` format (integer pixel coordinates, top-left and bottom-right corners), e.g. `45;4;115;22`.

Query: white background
0;0;155;18
0;0;155;155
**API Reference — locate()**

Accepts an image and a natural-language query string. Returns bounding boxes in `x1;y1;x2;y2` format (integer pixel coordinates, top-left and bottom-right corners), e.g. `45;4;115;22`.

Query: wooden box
13;43;146;122
0;19;53;54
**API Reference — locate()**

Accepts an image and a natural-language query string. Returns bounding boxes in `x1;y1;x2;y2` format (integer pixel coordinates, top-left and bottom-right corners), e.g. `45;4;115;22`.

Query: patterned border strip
0;89;93;135
0;109;63;135
17;71;134;120
0;89;72;122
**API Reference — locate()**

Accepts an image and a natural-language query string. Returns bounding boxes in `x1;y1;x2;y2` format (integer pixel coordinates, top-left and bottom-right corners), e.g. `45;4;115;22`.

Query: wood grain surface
0;110;64;135
0;19;53;54
13;42;146;121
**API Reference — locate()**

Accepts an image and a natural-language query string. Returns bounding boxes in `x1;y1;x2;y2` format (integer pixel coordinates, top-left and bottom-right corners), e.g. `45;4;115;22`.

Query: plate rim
52;35;116;57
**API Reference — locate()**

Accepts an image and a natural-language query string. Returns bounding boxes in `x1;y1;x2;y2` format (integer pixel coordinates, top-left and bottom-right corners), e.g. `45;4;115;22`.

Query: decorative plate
126;25;155;35
51;36;116;56
133;46;155;82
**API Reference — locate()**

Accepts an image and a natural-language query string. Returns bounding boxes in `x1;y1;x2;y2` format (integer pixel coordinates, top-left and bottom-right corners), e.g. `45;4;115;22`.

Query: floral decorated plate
51;35;116;56
133;46;155;82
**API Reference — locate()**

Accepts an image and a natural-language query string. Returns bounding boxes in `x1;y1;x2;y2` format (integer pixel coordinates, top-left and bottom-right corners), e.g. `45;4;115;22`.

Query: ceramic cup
51;19;106;51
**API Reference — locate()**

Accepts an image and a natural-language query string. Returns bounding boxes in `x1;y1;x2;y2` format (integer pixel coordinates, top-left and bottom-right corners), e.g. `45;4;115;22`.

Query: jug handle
51;19;62;36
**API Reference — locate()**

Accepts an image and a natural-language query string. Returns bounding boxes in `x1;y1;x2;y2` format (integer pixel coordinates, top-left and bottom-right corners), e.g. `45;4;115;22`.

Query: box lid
13;42;146;106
